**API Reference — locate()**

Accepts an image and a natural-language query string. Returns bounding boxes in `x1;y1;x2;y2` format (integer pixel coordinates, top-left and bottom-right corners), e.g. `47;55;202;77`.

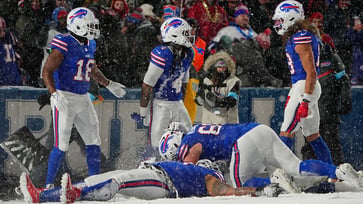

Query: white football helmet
67;7;100;40
160;17;194;48
159;130;183;160
272;0;305;35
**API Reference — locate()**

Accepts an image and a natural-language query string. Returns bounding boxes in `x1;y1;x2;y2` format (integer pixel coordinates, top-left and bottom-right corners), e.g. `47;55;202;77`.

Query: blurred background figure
301;12;352;165
16;0;48;87
0;16;23;86
40;7;68;87
187;0;228;43
347;13;363;85
195;51;241;124
183;18;206;124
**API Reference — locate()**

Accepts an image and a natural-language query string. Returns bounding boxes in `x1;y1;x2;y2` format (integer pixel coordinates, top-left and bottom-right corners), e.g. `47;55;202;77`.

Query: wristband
140;107;147;117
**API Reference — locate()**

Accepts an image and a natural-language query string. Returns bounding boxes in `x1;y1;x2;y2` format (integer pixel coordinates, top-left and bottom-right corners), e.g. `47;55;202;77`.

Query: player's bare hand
107;81;126;98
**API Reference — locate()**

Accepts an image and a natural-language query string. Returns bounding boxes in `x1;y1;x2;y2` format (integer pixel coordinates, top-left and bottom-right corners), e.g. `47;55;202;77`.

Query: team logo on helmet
164;19;182;33
69;9;88;23
279;3;300;13
159;134;174;154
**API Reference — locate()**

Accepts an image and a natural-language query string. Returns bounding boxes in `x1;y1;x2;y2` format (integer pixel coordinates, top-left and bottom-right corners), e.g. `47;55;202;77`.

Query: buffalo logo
69;9;88;23
160;134;174;154
164;19;182;33
279;3;300;13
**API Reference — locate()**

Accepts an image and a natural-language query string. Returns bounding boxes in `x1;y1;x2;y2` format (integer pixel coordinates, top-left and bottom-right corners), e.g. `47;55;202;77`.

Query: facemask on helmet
160;17;195;48
159;130;183;160
67;7;100;40
272;0;305;35
196;159;223;175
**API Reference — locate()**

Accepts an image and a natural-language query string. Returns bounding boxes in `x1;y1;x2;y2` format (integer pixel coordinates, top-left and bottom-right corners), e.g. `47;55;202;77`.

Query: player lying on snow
19;160;283;204
159;122;363;193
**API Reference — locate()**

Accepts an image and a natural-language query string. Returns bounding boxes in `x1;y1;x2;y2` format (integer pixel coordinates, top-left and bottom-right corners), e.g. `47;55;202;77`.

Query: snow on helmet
159;130;183;160
160;17;194;47
67;7;100;40
272;0;305;35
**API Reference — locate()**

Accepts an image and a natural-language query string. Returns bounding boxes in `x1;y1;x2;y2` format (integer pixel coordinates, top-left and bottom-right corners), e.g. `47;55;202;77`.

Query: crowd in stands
0;0;362;88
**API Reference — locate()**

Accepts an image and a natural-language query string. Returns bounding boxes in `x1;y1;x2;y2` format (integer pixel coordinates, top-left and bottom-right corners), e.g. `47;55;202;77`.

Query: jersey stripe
51;42;68;51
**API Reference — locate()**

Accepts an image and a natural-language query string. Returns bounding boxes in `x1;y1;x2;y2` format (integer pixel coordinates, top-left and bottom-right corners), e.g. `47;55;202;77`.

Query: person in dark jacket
302;43;352;166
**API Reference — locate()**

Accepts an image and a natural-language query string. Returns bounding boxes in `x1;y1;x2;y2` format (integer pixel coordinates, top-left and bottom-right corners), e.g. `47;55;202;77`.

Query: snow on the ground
2;192;363;204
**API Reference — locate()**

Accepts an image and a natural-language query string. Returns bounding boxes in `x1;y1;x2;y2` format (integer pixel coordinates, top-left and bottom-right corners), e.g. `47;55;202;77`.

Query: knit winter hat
234;4;249;17
310;12;323;21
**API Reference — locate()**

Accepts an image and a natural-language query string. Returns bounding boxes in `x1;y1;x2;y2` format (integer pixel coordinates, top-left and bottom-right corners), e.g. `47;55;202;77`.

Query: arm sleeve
143;63;164;87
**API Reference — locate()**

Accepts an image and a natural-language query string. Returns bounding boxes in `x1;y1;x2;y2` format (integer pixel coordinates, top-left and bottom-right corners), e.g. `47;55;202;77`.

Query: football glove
130;112;144;123
297;101;309;122
255;183;283;197
106;80;126;98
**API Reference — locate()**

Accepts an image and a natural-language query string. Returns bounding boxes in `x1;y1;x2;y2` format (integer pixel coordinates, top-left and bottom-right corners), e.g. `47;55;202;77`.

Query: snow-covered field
3;192;363;204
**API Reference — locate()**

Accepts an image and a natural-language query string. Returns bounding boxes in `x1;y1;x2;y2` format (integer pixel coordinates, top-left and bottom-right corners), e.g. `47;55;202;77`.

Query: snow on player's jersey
0;32;22;85
285;30;320;84
50;34;96;94
153;161;224;197
150;45;193;101
177;123;260;161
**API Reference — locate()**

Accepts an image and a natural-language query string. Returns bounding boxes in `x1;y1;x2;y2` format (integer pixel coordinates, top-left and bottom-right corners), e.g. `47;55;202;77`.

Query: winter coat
318;47;352;124
197;51;241;124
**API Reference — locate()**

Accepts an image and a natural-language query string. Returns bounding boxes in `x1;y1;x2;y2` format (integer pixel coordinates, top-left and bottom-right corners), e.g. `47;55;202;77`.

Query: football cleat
60;173;81;204
270;168;301;193
336;163;360;187
19;172;44;203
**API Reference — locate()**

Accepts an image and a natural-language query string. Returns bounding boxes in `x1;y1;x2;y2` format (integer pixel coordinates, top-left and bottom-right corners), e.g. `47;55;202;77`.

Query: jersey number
197;125;222;135
74;59;94;81
3;44;16;63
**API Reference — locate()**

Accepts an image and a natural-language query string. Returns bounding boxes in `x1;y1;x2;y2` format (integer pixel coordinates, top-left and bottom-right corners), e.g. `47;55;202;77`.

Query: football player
272;0;333;164
19;160;282;203
42;7;126;189
159;122;362;192
132;17;193;156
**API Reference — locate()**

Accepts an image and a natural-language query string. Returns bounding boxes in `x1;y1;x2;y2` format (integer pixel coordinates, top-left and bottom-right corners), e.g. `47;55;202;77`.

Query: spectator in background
125;7;160;88
40;7;68;87
110;0;129;21
221;0;242;22
0;17;23;86
188;0;228;43
347;13;363;85
301;11;352;166
184;18;207;124
304;0;326;17
213;5;281;87
96;8;129;84
249;0;274;34
16;0;48;87
195;51;241;124
323;0;353;76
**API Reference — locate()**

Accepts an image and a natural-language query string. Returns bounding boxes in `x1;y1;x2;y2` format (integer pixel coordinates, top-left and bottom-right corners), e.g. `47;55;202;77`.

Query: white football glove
106;80;126;98
51;91;69;112
255;183;283;197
